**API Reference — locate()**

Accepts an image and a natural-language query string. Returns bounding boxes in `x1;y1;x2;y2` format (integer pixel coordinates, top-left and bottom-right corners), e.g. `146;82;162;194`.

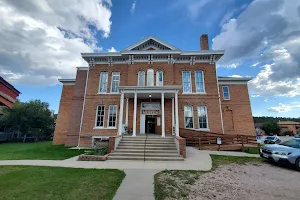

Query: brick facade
53;36;255;147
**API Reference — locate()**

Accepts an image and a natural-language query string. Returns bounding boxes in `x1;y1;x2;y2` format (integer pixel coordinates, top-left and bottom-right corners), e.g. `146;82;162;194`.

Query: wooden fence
180;128;259;151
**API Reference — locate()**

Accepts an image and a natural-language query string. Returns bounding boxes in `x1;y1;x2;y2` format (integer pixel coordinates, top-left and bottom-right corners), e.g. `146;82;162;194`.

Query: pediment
122;36;180;51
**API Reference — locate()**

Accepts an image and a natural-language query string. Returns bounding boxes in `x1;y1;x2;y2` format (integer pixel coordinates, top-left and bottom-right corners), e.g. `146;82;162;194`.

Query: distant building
278;121;300;135
0;76;21;114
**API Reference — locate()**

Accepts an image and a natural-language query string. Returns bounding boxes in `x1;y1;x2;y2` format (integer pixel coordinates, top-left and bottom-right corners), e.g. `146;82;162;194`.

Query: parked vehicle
260;138;300;171
264;135;281;144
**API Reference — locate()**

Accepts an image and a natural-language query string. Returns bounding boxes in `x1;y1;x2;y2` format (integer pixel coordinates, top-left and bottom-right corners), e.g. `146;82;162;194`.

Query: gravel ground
188;162;300;200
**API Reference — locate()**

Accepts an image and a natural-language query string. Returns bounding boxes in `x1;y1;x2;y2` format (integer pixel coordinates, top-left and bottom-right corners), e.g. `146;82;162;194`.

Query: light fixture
149;94;152;98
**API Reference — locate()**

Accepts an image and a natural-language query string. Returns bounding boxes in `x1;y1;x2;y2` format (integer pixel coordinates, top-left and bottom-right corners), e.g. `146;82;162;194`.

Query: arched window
156;70;163;86
147;69;154;86
138;71;145;86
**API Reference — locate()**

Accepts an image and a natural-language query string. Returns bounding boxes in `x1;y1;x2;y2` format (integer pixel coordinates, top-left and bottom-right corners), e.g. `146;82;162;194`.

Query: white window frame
184;105;194;128
138;71;145;86
110;72;120;93
195;71;205;93
222;86;230;100
156;70;163;86
107;105;118;128
95;105;105;128
98;72;108;93
198;106;209;130
147;69;154;86
182;71;192;93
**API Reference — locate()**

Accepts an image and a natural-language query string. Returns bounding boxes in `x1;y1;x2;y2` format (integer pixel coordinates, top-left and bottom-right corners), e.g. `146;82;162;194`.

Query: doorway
145;115;155;133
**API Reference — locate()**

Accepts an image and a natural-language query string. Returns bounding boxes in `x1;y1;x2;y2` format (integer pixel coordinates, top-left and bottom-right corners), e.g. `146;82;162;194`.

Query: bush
282;131;294;136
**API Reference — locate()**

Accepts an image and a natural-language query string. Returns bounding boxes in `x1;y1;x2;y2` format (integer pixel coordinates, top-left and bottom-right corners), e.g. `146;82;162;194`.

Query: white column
161;93;165;137
175;91;179;137
118;92;124;135
132;92;137;136
172;98;175;135
125;98;129;125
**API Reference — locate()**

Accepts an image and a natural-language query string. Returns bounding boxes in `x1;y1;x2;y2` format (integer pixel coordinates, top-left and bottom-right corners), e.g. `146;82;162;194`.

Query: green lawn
0;142;85;160
0;166;125;200
155;155;263;200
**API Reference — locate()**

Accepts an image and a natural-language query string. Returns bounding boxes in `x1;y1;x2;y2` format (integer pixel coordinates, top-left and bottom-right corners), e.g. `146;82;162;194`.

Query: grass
0;141;85;160
0;166;125;200
154;155;263;200
244;147;260;154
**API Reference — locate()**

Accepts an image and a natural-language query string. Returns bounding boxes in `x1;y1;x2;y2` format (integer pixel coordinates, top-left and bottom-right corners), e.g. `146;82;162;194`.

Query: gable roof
122;35;180;51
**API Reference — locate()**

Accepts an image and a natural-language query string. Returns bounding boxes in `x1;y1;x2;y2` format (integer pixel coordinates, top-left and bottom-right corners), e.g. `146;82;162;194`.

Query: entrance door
145;115;155;134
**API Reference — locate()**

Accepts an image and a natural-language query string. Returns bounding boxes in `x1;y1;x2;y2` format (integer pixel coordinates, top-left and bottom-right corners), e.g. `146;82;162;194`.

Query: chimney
200;34;209;50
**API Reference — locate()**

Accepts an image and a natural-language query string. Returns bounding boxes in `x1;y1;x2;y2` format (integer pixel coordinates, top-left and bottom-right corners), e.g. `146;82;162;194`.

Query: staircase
108;135;184;161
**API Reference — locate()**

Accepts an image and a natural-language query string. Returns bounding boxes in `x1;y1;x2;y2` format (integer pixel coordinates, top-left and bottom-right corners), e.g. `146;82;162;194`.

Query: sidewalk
113;169;159;200
200;150;260;157
0;147;212;170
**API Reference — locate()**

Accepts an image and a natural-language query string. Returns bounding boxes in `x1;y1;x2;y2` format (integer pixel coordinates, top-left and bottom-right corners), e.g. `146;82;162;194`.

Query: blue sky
1;0;300;117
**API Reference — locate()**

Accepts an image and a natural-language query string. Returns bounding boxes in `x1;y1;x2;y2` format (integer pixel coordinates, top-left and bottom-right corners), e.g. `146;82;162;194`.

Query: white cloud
213;0;300;97
0;0;112;86
229;75;242;78
107;47;117;52
130;1;136;14
249;64;300;97
268;102;300;113
252;62;260;67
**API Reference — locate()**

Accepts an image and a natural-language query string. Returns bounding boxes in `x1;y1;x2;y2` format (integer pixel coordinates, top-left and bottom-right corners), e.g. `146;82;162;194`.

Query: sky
1;0;300;117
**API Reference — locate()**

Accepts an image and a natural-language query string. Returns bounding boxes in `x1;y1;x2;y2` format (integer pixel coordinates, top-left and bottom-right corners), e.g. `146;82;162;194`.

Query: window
198;106;208;129
182;71;192;93
156;70;163;86
222;86;230;100
110;72;120;93
108;105;117;127
138;71;145;86
99;72;108;93
95;105;105;127
147;69;154;86
195;71;205;93
184;106;194;128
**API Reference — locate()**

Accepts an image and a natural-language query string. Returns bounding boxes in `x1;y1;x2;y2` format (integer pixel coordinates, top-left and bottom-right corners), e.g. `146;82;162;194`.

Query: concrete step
107;156;184;161
122;137;174;142
113;149;178;154
120;141;175;144
118;143;176;147
117;146;177;150
109;152;180;157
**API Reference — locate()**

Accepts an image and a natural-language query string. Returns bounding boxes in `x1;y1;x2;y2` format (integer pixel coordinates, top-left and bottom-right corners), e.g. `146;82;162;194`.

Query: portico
117;86;181;137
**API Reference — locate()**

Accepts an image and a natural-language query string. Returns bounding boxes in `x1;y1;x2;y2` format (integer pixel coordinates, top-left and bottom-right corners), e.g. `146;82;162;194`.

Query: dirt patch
188;163;300;200
156;162;300;200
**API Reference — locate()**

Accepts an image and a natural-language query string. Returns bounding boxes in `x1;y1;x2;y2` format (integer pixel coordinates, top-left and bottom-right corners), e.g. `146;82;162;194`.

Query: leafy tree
0;100;54;141
261;121;281;135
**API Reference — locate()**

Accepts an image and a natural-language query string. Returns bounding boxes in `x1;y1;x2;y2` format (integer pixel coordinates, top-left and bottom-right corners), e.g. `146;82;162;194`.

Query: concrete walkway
0;147;212;170
200;150;260;157
113;169;159;200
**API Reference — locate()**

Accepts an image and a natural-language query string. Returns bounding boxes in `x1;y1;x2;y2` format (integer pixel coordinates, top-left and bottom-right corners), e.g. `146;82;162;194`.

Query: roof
278;121;300;125
81;35;225;64
0;76;21;95
217;76;252;84
122;35;180;51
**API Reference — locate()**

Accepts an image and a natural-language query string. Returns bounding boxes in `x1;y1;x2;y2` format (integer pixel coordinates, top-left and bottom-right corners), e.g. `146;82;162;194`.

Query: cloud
268;102;300;113
0;0;112;86
107;47;117;52
249;64;300;97
213;0;300;97
130;1;136;14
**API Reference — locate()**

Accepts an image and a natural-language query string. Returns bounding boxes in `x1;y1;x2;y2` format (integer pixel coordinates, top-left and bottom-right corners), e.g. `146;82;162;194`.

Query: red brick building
0;76;21;114
53;35;255;147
